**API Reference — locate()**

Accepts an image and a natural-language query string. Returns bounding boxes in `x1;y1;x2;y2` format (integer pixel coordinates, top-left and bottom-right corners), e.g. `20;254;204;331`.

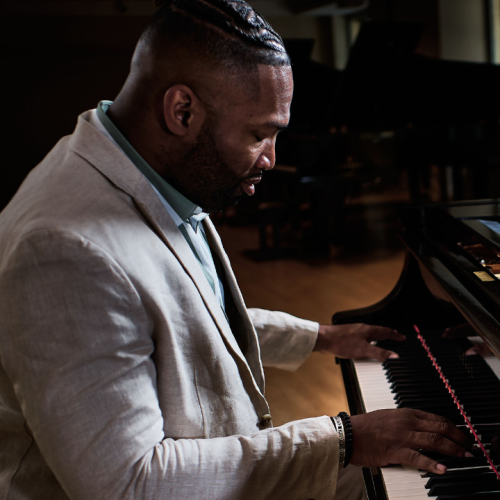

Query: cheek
224;146;261;175
214;131;261;176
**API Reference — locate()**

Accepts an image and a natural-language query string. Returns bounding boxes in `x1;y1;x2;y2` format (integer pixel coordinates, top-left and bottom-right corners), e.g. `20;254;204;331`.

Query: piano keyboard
352;330;500;500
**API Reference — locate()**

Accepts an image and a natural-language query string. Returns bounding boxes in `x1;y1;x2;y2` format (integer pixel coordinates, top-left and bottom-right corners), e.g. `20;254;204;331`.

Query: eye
254;135;263;142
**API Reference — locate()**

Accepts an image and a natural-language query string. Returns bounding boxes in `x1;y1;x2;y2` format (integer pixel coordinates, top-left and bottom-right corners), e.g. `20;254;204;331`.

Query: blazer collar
69;111;266;396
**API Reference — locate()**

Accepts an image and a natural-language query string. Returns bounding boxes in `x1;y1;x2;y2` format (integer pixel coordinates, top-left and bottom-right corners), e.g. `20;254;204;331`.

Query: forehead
224;64;293;127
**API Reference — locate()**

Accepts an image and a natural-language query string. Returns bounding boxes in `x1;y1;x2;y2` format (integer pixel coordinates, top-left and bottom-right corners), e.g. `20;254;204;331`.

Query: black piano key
429;479;500;496
390;381;447;391
397;398;459;409
462;405;500;415
385;361;438;368
441;365;494;375
385;360;439;367
475;426;500;441
454;386;500;395
475;424;500;431
388;374;443;383
390;379;447;387
395;394;452;404
397;396;456;406
426;472;498;488
445;375;496;383
436;491;500;500
386;370;437;377
457;395;500;404
470;414;500;424
394;390;453;400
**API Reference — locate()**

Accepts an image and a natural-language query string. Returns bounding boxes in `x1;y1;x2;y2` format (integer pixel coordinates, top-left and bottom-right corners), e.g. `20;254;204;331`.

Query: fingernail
465;452;473;457
465;348;477;356
437;464;447;473
389;353;399;359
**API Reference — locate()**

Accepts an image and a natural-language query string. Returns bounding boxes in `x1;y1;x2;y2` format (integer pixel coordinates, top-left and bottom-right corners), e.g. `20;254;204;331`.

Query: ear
163;84;205;138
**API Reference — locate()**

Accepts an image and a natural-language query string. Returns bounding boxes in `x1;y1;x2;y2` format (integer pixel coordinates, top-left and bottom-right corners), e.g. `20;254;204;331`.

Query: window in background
490;0;500;63
348;16;362;46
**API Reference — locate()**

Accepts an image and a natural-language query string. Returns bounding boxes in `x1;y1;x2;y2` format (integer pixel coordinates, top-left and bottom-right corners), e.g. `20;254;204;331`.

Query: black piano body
268;22;500;257
334;200;500;499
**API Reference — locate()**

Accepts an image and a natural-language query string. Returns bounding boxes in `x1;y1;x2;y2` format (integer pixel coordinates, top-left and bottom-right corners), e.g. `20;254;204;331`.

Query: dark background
1;0;499;257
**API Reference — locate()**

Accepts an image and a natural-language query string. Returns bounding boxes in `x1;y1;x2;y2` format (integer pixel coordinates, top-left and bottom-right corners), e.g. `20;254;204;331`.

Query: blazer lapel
203;219;266;392
70;112;264;395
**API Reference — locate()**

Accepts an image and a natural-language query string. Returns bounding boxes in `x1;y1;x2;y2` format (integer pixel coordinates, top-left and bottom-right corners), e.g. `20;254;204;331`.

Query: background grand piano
260;19;500;256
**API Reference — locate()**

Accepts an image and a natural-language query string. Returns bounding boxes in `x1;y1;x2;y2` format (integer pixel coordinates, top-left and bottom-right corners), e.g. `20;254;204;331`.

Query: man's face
179;64;293;213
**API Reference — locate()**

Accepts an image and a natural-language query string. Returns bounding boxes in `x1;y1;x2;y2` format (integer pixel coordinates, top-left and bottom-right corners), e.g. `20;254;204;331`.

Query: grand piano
269;21;500;256
335;199;500;499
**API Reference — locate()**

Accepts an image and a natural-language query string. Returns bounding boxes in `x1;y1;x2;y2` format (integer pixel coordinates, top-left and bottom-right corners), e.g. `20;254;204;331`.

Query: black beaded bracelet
338;412;353;468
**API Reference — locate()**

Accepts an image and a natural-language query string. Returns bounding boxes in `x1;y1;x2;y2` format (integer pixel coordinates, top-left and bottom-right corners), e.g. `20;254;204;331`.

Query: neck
109;92;167;172
107;93;194;200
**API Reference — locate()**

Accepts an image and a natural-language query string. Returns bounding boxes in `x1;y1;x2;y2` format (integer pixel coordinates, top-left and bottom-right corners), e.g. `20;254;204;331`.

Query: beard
173;119;249;214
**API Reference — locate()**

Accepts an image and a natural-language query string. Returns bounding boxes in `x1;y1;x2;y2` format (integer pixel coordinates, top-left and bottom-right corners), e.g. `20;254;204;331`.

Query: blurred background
2;0;500;422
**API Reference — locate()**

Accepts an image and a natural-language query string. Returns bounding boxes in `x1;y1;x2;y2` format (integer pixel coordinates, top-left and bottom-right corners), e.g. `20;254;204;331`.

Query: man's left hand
443;324;493;356
313;323;406;361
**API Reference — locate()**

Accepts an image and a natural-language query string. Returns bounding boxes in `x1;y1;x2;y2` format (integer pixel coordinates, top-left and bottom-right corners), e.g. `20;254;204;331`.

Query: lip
244;176;262;185
241;175;262;196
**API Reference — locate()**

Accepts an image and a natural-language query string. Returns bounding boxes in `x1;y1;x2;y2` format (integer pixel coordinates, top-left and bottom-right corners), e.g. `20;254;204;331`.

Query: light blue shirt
93;101;225;310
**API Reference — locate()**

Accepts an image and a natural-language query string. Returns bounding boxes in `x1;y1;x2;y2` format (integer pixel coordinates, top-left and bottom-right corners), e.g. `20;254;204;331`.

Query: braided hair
145;0;290;71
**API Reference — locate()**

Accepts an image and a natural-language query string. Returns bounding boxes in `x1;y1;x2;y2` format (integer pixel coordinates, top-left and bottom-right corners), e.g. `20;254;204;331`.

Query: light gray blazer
0;111;339;500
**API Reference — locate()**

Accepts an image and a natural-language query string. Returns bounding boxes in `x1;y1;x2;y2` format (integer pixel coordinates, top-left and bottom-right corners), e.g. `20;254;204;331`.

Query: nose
256;141;276;171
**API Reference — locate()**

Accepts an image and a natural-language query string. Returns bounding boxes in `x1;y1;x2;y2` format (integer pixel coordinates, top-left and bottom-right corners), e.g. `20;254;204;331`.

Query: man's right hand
350;408;474;474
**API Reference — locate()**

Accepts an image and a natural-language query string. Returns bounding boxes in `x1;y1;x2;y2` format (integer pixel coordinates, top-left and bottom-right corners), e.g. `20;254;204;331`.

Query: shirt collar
96;100;202;222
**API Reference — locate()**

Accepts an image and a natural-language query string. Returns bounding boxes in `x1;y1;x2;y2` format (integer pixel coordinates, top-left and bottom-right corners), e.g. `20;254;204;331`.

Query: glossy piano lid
397;201;500;360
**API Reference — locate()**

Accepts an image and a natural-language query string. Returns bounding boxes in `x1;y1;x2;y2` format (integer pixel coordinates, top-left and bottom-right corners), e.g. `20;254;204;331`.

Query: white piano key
351;361;431;499
468;337;500;378
353;359;397;412
382;466;430;500
385;492;429;500
484;355;500;379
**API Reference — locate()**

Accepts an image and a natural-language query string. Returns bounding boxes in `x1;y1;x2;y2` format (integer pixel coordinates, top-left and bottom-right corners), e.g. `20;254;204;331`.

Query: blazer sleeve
248;308;319;371
0;229;339;500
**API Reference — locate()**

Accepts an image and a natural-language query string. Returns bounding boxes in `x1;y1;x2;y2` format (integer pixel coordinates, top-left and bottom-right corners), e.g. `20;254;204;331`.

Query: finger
395;448;447;474
412;410;474;450
364;326;406;342
466;343;492;356
443;323;475;339
417;432;470;457
364;345;399;362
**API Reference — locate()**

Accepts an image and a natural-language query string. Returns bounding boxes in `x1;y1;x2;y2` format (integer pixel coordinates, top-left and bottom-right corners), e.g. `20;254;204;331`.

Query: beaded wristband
338;412;353;468
330;416;346;470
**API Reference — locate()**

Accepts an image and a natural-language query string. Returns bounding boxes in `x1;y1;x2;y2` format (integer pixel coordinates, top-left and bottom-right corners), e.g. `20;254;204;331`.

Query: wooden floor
216;223;406;426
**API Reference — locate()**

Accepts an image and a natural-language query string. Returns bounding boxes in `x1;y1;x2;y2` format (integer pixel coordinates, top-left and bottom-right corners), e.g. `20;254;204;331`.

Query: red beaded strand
414;324;500;481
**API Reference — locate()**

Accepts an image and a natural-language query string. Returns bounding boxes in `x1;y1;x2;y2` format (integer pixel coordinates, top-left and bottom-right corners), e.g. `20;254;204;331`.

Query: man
0;1;473;499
